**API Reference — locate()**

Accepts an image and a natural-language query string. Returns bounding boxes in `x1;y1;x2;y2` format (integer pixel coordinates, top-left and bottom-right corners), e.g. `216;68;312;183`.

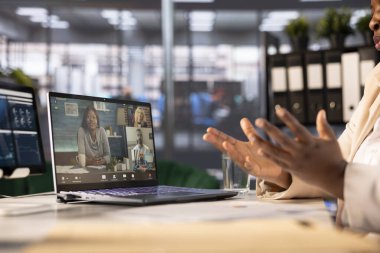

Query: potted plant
285;17;310;51
317;8;354;49
356;14;372;46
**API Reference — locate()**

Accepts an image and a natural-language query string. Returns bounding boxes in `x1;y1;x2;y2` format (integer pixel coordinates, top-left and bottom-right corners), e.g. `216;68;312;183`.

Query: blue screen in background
9;102;36;131
14;132;41;166
0;88;43;169
0;132;16;167
0;97;10;129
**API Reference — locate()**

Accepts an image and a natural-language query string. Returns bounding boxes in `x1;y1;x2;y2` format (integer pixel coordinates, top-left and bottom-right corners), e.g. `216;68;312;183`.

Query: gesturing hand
203;118;291;189
251;107;347;199
87;156;106;166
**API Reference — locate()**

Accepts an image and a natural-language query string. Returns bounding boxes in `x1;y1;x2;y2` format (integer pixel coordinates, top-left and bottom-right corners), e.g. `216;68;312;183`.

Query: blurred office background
0;0;370;171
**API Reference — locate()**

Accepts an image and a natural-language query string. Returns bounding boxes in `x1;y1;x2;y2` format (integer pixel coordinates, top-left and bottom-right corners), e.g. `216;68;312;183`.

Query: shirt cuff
256;175;329;200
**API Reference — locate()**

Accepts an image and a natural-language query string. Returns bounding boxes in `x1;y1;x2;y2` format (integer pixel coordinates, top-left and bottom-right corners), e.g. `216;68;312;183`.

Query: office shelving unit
266;46;380;125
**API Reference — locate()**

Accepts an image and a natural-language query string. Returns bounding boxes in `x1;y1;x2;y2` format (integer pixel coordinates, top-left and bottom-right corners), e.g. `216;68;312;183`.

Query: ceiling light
261;18;290;26
16;7;47;16
190;25;213;32
42;21;69;29
30;16;47;23
108;18;137;26
261;11;300;32
101;9;118;19
102;9;137;30
190;11;215;21
30;15;59;23
300;0;342;3
174;0;214;2
259;24;287;32
101;10;132;19
267;11;299;20
189;10;215;31
300;0;341;2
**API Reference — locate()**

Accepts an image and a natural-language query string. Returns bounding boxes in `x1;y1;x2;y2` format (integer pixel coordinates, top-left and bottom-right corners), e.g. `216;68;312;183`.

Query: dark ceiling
0;0;368;10
0;0;369;45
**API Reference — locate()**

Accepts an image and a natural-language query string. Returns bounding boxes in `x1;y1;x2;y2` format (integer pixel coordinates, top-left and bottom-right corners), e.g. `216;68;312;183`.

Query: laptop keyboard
73;185;209;198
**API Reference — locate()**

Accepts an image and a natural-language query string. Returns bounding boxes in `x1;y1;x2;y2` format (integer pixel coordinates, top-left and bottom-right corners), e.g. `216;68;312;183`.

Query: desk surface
0;192;378;253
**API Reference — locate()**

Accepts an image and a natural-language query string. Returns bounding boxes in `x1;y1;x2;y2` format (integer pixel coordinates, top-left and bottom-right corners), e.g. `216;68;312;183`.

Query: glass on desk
222;154;250;194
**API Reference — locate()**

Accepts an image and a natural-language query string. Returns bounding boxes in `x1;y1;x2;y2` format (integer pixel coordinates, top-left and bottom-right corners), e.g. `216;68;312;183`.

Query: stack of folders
324;50;343;123
287;54;306;124
269;46;378;125
270;54;288;125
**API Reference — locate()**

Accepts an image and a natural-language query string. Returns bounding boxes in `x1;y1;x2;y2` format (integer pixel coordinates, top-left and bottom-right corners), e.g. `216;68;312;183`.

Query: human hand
203;119;291;189
87;157;105;166
138;166;147;172
252;107;346;199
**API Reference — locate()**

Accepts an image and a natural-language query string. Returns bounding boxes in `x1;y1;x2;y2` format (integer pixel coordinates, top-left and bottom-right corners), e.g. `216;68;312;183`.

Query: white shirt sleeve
341;163;380;233
99;127;111;163
77;127;86;167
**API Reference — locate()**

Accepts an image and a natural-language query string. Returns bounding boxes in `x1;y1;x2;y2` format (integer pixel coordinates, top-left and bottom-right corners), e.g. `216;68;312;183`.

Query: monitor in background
0;82;45;178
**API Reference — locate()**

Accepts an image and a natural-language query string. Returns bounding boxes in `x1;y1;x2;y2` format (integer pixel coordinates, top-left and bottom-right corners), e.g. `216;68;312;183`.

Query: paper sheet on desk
55;166;89;174
24;219;379;253
86;165;106;170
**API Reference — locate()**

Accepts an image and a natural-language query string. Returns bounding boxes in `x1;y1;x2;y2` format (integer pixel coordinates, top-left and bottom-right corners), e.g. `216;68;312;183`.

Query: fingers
206;127;237;144
203;127;236;153
316;110;336;140
240;118;258;141
246;125;293;165
222;141;245;167
244;155;262;176
256;147;291;171
275;107;313;143
244;155;279;177
255;118;298;153
203;133;223;153
244;123;294;171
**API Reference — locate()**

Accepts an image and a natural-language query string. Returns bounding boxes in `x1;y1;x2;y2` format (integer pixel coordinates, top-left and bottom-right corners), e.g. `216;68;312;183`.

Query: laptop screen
48;92;158;191
0;82;45;176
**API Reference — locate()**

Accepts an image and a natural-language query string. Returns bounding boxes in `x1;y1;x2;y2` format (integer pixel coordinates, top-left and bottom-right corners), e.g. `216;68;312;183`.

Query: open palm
203;118;290;189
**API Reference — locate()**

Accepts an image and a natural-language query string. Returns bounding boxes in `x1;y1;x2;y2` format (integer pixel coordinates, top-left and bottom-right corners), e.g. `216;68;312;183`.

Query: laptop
47;92;237;205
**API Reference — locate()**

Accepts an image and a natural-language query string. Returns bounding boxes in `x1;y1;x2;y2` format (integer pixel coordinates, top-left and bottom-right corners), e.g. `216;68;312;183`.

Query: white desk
0;192;378;253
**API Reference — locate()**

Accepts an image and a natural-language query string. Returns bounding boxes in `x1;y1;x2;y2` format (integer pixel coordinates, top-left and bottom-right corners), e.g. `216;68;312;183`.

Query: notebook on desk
47;92;236;205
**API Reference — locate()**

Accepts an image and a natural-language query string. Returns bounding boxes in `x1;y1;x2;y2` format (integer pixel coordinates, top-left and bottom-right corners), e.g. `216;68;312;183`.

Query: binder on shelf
287;54;306;123
342;51;360;123
305;52;324;123
269;55;288;124
359;47;377;96
324;51;343;123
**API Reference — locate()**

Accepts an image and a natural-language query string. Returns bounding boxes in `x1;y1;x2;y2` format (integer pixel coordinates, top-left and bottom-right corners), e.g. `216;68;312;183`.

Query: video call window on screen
50;96;156;185
0;88;42;169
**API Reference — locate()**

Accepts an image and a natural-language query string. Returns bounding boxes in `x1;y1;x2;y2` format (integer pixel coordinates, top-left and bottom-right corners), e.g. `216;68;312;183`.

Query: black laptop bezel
48;92;160;192
0;81;46;176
